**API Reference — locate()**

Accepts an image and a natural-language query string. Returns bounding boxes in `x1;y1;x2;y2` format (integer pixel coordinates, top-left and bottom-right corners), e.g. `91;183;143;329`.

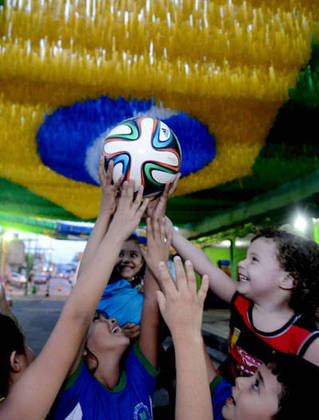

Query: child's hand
141;216;172;278
108;180;149;242
156;257;209;339
99;157;124;215
122;323;141;340
145;173;180;220
164;216;174;241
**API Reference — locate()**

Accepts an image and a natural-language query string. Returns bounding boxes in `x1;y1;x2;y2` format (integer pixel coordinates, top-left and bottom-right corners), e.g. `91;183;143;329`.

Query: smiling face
86;313;130;355
115;238;144;281
237;237;288;301
222;364;281;420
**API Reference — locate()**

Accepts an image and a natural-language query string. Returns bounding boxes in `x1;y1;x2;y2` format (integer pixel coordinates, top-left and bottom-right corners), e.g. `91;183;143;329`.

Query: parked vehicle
32;272;49;285
7;272;27;287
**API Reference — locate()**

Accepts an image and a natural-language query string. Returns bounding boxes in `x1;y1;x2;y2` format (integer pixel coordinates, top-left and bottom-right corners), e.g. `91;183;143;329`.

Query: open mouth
111;325;122;335
226;395;236;406
238;273;249;282
119;264;134;271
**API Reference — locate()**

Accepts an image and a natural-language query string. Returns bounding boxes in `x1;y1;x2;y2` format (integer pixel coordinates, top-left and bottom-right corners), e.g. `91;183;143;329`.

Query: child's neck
252;301;295;333
94;352;123;390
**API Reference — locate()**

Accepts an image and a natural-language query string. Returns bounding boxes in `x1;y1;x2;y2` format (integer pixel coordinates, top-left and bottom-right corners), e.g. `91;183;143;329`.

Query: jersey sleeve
210;375;232;420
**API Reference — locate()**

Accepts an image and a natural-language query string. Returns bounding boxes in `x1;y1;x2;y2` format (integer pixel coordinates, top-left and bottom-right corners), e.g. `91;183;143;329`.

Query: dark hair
0;314;26;398
271;354;319;419
252;228;319;322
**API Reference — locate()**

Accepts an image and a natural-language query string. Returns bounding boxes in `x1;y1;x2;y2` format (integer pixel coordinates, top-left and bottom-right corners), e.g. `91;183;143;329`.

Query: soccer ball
103;116;182;198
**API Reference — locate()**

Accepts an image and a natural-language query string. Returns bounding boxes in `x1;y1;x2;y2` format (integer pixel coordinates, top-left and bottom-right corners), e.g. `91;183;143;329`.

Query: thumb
156;290;166;316
139;244;147;260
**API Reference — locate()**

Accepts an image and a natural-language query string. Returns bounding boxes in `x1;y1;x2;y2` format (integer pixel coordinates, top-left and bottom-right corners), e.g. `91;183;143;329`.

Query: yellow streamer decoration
0;0;318;219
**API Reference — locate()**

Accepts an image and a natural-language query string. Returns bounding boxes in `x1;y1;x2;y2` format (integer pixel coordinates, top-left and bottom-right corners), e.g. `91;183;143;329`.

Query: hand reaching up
156;257;209;339
98;157;124;216
145;173;180;220
107;180;149;243
141;216;172;280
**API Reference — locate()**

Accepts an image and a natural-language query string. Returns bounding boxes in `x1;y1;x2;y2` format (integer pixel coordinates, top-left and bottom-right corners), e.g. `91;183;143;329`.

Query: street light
293;215;308;233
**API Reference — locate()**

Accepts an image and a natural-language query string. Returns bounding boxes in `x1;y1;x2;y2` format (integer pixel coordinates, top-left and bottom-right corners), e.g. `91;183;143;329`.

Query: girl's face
237;238;288;301
86;313;130;354
222;364;281;420
115;239;144;281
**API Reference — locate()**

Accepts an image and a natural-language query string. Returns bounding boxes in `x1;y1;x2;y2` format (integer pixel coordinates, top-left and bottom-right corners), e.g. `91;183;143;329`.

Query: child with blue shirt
52;158;174;419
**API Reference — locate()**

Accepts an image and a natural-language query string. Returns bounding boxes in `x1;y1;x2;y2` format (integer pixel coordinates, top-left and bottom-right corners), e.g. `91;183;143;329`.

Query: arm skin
0;181;148;420
156;257;213;420
168;218;236;304
138;216;172;368
303;338;319;366
137;175;179;366
78;158;123;278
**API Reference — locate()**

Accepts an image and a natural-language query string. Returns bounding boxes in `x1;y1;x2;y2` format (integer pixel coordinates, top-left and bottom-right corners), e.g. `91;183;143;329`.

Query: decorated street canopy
0;0;319;237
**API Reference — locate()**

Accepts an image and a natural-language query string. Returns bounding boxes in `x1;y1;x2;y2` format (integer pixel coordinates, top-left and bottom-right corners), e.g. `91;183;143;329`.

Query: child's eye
119;251;124;258
252;379;259;391
131;252;137;258
252;256;258;262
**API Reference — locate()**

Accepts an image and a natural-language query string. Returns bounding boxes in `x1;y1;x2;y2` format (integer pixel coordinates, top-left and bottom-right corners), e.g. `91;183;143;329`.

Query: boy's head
222;354;319;420
251;228;319;320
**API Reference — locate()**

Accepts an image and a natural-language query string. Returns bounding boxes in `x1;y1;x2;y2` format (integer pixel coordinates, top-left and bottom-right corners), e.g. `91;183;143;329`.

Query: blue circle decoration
37;95;216;185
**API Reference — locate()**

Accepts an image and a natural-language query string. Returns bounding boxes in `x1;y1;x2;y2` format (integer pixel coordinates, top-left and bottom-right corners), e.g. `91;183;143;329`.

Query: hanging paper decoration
0;0;318;220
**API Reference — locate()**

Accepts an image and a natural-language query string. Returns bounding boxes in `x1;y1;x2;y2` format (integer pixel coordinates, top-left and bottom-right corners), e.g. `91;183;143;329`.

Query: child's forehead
257;364;282;394
249;237;277;253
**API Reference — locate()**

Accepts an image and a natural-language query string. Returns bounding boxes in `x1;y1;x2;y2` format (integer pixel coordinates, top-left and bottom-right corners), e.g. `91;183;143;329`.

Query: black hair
252;228;319;323
270;354;319;419
0;314;26;398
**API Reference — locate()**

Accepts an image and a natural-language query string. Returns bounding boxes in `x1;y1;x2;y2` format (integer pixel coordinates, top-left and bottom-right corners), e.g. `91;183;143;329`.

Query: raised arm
167;218;236;304
138;215;172;367
157;257;213;420
78;157;123;277
0;181;148;420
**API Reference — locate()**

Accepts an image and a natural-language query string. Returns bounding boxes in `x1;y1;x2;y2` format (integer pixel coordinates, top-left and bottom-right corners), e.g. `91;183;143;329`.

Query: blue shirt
53;343;159;420
210;375;232;420
97;279;144;326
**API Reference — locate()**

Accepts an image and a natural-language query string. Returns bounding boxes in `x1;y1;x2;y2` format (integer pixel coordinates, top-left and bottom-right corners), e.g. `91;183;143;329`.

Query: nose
235;376;247;390
238;258;246;268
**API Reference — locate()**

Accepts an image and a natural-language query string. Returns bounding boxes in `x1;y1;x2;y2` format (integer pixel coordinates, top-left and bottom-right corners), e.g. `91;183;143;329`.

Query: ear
279;273;295;291
9;350;22;373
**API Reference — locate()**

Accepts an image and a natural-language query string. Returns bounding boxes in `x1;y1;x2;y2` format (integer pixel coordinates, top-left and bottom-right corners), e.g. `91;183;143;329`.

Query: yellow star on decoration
0;0;318;219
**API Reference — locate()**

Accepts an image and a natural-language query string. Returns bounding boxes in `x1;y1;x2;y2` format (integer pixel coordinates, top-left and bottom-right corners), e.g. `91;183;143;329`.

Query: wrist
171;326;203;344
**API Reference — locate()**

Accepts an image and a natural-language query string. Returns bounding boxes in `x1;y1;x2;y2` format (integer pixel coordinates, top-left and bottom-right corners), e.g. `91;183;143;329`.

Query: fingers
198;274;209;303
174;256;187;291
167;172;181;196
165;217;173;246
139;244;147;260
105;159;114;185
99;156;107;186
156;290;166;315
133;184;143;207
185;260;197;294
158;261;176;295
113;170;124;191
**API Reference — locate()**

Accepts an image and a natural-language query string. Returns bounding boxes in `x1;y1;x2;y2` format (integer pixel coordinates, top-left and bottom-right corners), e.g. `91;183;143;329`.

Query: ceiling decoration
0;0;318;234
